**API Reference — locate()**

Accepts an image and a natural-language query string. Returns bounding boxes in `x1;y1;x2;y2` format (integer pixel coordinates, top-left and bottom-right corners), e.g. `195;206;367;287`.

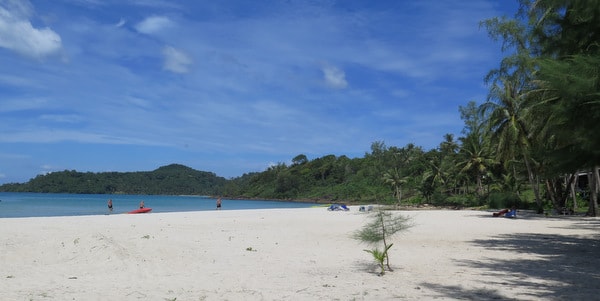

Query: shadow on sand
420;217;600;300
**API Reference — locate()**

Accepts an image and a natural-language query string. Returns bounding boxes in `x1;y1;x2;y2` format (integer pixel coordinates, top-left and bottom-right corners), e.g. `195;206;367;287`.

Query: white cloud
0;3;62;59
135;15;173;34
115;18;126;27
0;0;33;19
321;64;348;89
162;45;192;73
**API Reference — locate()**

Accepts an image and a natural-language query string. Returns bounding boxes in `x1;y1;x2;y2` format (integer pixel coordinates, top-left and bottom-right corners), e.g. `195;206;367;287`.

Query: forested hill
0;164;226;195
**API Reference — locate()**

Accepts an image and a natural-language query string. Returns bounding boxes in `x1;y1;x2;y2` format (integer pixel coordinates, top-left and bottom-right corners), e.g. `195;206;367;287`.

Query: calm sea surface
0;193;314;218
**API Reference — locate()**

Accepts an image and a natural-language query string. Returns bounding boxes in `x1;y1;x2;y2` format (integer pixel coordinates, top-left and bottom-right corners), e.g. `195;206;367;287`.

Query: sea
0;192;315;218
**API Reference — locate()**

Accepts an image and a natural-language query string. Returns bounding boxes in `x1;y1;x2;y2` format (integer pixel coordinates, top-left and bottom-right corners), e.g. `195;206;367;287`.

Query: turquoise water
0;193;314;218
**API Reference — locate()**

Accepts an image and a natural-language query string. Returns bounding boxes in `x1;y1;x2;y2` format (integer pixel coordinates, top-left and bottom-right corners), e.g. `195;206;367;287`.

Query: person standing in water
216;197;222;210
139;200;145;209
107;199;113;213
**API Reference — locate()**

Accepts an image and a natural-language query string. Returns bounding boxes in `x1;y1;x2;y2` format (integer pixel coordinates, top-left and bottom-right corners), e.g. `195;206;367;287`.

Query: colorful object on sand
492;208;516;218
128;208;152;214
328;204;349;211
504;209;517;218
492;209;509;217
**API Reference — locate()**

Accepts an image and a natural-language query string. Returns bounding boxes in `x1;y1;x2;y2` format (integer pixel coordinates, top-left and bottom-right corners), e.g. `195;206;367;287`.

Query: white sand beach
1;208;599;300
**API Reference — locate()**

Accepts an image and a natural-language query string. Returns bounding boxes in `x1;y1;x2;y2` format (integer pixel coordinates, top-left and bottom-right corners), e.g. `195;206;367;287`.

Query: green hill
0;164;226;195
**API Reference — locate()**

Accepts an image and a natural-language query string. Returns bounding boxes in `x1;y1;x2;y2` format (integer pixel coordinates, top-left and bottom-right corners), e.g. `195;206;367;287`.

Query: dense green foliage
1;1;598;214
0;164;226;195
222;143;433;204
478;0;600;215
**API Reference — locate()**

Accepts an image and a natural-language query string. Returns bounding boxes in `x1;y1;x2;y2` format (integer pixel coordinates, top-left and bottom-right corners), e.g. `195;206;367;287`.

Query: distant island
0;164;226;196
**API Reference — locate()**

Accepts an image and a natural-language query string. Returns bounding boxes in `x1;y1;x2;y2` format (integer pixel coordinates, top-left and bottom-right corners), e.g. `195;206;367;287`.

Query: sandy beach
1;207;599;301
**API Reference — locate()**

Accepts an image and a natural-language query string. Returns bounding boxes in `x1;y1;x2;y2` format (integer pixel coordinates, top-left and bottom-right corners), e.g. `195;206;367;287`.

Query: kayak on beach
128;208;152;214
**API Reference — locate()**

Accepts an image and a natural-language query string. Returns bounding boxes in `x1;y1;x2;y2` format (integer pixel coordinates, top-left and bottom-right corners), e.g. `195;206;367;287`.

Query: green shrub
487;192;520;209
405;195;424;205
430;192;447;206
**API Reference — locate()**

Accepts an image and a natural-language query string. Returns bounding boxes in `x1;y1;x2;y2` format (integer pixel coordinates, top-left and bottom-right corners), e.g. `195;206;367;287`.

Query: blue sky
0;0;518;183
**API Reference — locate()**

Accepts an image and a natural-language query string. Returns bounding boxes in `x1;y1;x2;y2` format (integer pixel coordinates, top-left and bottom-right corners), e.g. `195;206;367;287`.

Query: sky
0;0;519;183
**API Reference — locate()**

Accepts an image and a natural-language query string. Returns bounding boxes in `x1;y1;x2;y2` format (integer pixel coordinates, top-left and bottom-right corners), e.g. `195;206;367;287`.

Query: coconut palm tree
480;78;543;212
382;168;407;204
456;132;495;197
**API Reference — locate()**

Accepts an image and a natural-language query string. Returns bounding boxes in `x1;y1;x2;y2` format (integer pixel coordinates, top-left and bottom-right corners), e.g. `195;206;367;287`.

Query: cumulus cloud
162;45;192;73
135;16;173;34
0;1;62;59
321;64;348;89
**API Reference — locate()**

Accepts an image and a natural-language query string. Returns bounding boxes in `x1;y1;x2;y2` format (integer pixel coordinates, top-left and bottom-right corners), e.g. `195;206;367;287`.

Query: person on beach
216;197;222;210
139;200;145;209
107;199;113;213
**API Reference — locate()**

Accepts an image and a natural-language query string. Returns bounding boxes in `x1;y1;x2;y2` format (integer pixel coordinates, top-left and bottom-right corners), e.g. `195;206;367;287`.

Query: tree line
1;1;598;215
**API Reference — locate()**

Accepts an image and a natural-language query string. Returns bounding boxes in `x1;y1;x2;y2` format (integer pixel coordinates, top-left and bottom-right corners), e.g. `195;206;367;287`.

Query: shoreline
2;207;598;300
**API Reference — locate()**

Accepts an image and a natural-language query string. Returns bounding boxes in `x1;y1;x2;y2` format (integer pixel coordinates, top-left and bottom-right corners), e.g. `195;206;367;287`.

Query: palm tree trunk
476;172;483;196
512;165;521;197
545;179;558;213
522;153;543;213
570;172;578;212
588;167;599;217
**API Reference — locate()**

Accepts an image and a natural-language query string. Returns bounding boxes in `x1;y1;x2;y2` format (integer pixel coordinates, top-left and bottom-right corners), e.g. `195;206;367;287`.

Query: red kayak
128;208;152;214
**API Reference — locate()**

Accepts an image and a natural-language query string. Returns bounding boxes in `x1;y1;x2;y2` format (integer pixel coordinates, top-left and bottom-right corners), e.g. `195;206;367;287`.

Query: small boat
128;208;152;214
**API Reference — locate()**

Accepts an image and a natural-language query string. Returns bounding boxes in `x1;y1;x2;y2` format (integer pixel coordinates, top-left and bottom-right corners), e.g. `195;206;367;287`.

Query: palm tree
422;157;446;190
456;132;495;197
382;168;407;204
480;78;546;212
440;133;459;155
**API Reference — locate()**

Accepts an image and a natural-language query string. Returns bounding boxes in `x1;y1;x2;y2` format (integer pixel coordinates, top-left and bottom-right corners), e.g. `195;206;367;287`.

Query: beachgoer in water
139;200;145;209
216;197;222;210
108;199;113;213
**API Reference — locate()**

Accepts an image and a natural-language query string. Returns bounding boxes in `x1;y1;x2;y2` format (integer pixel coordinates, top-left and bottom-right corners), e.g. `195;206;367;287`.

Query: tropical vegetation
0;164;226;196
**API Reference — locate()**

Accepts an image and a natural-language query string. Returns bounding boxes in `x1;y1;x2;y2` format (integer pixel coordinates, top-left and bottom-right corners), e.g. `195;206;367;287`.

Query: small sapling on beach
353;208;412;275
